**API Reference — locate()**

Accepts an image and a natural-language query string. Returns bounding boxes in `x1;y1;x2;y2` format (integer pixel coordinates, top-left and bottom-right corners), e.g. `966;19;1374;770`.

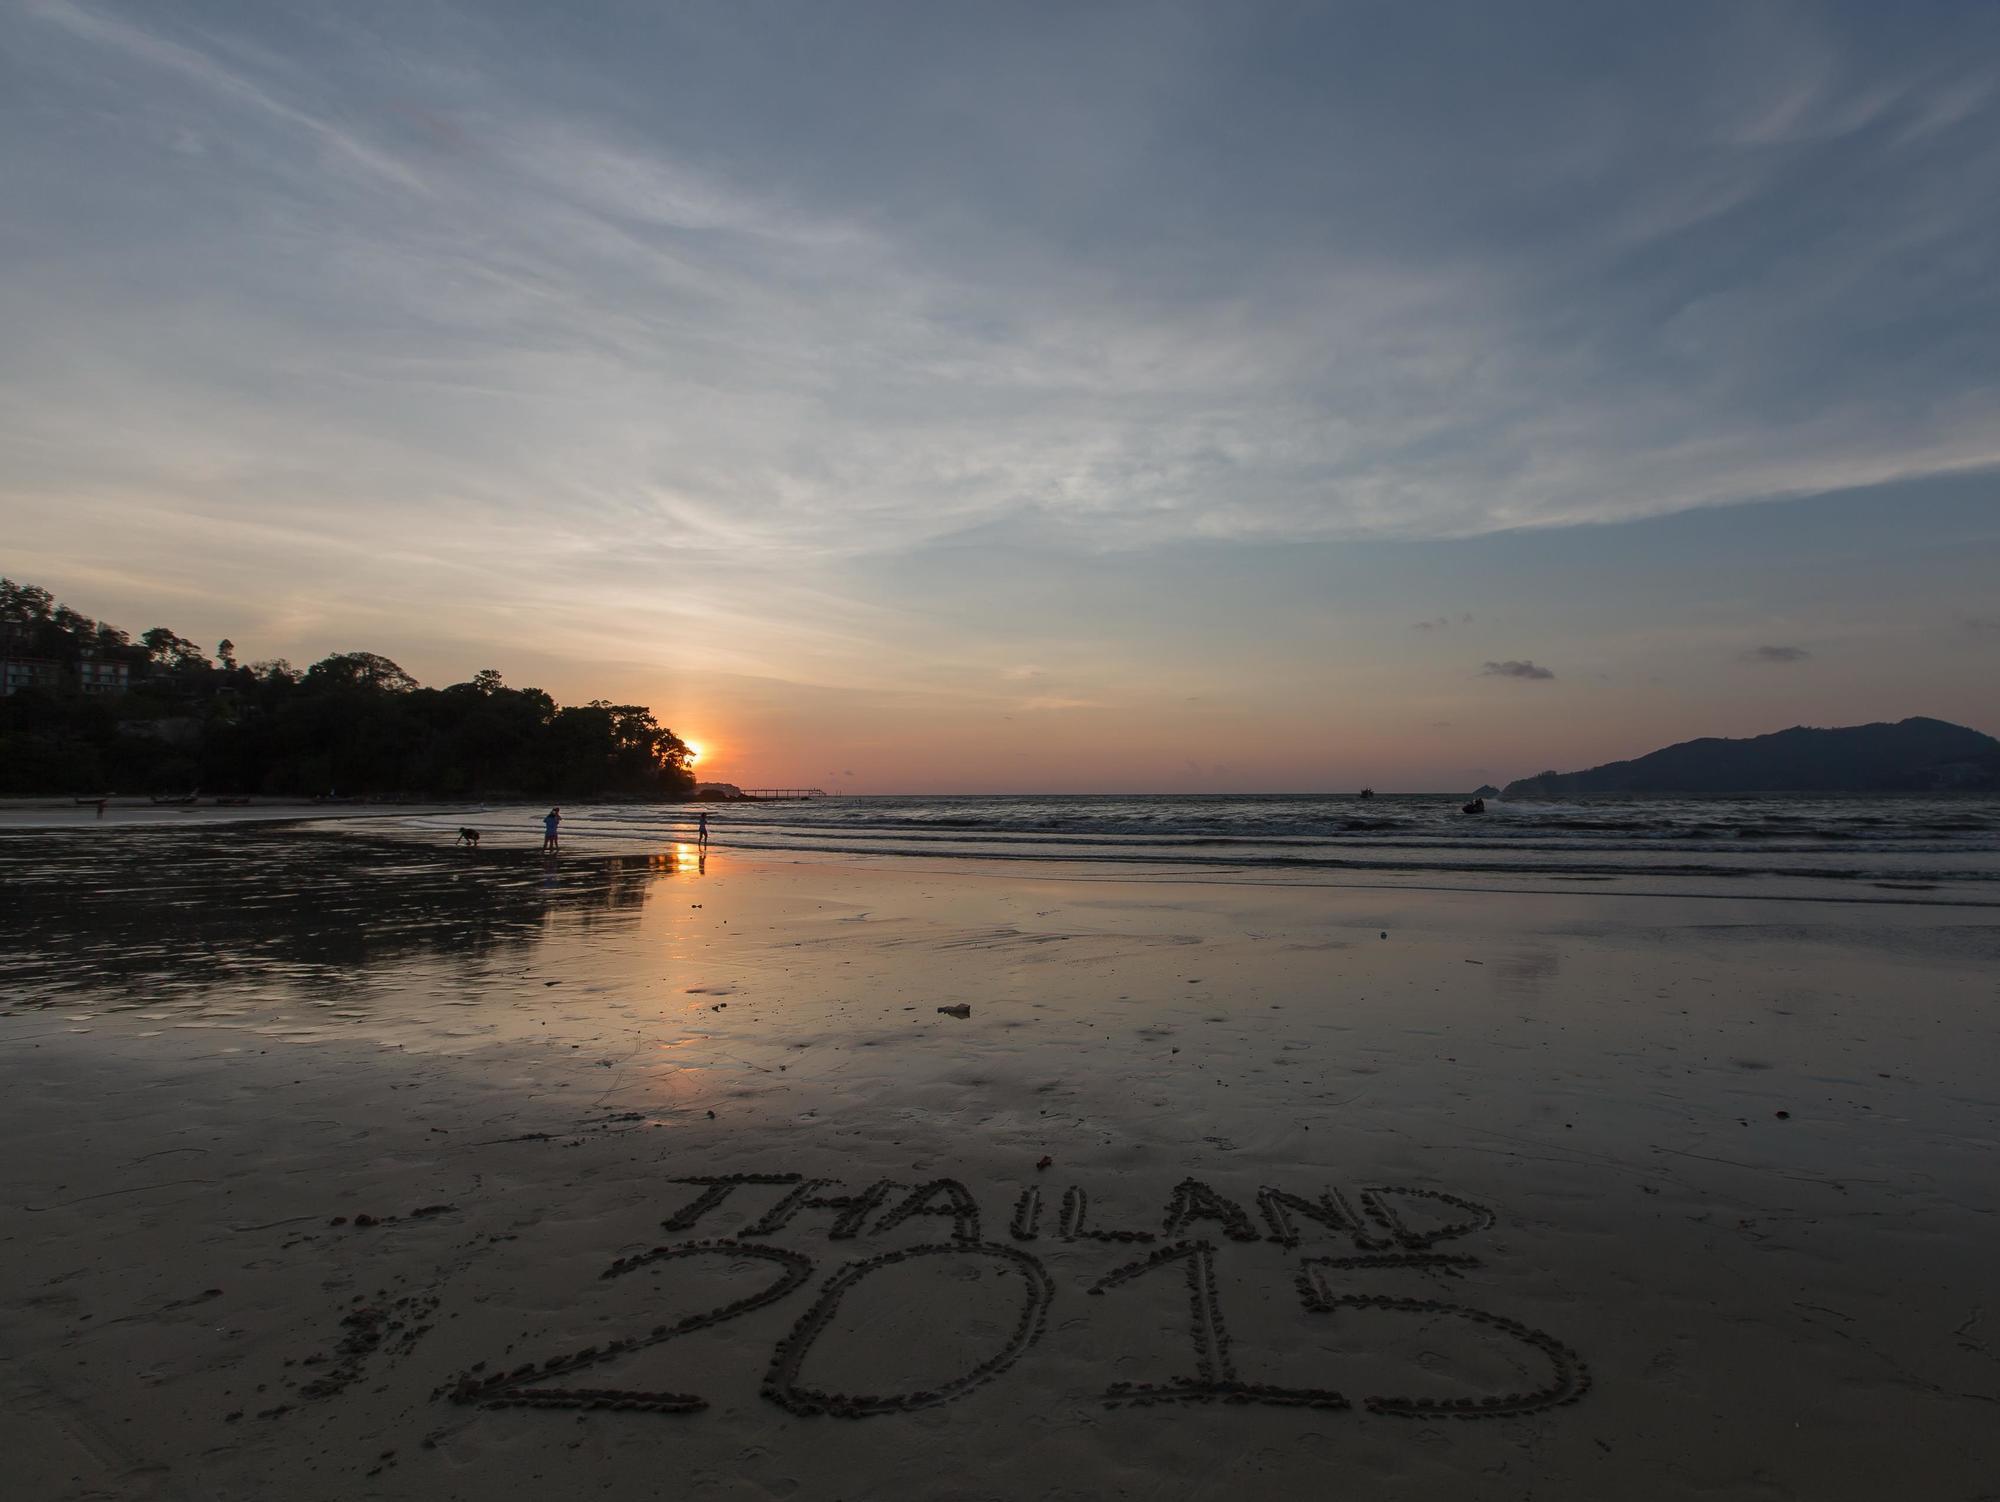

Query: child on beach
542;806;561;851
698;811;709;847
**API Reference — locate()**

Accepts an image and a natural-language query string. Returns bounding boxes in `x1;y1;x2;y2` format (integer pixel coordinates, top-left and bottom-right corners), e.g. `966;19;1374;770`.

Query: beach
3;813;1997;1500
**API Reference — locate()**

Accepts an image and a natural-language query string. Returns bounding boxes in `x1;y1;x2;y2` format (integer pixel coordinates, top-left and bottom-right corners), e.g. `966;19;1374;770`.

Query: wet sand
2;827;1997;1500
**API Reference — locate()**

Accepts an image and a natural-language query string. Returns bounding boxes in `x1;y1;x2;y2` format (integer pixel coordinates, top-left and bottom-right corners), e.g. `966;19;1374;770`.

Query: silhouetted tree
0;580;699;799
0;579;53;625
141;627;210;674
303;651;419;694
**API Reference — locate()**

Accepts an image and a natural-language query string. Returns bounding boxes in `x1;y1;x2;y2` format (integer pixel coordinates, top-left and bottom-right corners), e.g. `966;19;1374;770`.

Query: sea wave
414;792;2000;889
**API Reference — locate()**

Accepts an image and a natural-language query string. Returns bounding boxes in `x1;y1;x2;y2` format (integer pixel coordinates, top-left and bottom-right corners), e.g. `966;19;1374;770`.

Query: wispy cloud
1412;613;1474;632
1741;644;1811;662
1480;660;1556;681
25;0;426;191
9;0;2000;578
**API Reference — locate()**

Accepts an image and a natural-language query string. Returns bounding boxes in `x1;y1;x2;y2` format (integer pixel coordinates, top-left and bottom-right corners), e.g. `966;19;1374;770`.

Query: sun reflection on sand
639;844;706;875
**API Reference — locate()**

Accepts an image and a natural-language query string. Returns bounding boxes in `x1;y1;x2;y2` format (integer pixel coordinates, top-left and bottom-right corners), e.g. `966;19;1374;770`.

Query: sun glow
682;740;704;765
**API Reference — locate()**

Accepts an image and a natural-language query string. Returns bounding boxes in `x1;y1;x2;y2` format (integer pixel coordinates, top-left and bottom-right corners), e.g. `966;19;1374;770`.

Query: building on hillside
1;655;62;695
77;655;132;695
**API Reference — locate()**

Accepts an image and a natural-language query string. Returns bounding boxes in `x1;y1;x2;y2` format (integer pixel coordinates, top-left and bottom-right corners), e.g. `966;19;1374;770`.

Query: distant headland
0;577;696;801
1503;717;2000;798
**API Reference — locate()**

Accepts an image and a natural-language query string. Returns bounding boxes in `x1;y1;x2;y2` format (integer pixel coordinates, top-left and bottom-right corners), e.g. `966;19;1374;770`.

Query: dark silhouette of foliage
141;627;211;674
0;578;695;799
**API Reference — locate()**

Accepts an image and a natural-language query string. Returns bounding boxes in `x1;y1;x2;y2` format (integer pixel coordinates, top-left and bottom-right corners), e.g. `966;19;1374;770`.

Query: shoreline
10;790;1998;905
10;803;1999;911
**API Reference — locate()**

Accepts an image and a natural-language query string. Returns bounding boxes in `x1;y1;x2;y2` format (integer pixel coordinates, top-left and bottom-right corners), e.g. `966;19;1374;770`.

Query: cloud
1741;644;1811;662
1967;617;2000;637
1411;612;1474;632
23;0;425;192
1480;660;1555;680
7;0;2000;583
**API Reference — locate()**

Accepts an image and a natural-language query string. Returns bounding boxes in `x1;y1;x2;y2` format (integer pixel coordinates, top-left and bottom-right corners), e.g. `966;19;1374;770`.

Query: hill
1;576;697;799
1502;718;2000;798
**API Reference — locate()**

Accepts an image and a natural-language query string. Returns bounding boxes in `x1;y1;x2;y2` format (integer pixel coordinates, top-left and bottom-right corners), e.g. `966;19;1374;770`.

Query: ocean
402;793;2000;894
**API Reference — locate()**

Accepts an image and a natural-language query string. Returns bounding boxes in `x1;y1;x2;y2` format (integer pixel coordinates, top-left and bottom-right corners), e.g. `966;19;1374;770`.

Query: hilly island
1502;717;2000;798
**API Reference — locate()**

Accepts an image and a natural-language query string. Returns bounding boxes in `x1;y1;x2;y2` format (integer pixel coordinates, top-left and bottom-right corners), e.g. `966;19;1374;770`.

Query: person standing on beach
542;806;561;852
697;810;709;847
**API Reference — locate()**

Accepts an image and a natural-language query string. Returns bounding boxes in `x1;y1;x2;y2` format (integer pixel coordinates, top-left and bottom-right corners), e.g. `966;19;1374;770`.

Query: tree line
0;578;696;800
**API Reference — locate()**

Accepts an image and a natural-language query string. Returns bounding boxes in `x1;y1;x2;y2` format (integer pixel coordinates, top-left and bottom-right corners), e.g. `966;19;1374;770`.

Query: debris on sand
937;1004;972;1019
1036;1155;1053;1170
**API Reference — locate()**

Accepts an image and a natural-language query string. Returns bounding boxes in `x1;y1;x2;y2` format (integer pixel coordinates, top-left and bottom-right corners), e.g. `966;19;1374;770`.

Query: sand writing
451;1243;813;1414
446;1173;1589;1422
764;1241;1052;1417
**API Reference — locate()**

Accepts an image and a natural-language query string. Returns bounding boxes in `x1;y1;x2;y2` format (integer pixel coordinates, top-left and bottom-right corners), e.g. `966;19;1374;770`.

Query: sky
4;0;1998;792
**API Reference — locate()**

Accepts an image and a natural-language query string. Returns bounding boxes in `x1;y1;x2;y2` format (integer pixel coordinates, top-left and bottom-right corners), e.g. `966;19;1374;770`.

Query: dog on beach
456;827;481;847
